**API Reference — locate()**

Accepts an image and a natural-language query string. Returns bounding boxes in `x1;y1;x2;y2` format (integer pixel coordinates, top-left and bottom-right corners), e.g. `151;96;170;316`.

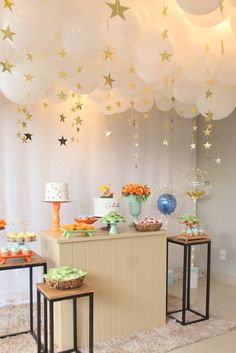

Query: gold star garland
4;0;14;11
215;121;222;185
70;94;84;143
16;106;33;143
203;112;213;173
127;102;140;169
162;115;170;147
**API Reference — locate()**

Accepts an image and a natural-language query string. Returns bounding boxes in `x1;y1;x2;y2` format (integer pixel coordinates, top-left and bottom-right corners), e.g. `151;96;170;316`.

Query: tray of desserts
61;223;95;238
7;232;37;243
0;246;35;264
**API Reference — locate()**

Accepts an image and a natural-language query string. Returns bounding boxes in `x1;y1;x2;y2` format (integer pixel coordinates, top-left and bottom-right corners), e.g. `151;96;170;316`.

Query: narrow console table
166;236;211;325
41;227;167;350
0;253;47;341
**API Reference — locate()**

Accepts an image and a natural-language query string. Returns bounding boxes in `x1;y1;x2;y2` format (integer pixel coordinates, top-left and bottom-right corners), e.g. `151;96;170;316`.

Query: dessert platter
176;214;207;241
61;217;96;238
44;266;87;290
134;217;162;232
0;232;37;264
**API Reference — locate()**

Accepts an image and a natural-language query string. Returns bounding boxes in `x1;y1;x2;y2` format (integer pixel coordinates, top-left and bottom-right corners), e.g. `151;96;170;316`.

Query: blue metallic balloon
157;193;177;216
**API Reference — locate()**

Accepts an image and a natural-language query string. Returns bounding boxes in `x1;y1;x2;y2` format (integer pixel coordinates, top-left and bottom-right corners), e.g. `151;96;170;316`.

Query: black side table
37;282;94;353
166;236;211;325
0;253;47;340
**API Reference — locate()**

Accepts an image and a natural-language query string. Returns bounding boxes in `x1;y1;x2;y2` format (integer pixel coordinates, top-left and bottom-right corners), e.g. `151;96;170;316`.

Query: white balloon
118;75;145;99
183;56;218;84
174;35;205;68
177;0;221;15
1;59;54;104
48;82;70;104
88;89;111;103
174;101;199;118
173;71;200;104
216;54;236;85
1;0;54;53
61;14;105;58
230;0;236;8
106;10;142;52
196;82;236;119
133;94;154;113
155;90;173;112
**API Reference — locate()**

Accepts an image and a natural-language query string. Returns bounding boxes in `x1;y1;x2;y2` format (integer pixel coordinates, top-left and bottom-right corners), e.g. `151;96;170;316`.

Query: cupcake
15;233;24;243
7;232;17;242
10;246;19;256
0;247;9;256
21;246;30;255
26;232;36;241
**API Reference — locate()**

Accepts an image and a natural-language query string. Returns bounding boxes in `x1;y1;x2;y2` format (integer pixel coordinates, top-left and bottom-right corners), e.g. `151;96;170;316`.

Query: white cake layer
45;182;69;202
93;198;120;217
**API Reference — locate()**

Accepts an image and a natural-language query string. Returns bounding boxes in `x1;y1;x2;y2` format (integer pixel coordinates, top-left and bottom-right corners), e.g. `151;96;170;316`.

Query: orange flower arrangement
122;184;151;201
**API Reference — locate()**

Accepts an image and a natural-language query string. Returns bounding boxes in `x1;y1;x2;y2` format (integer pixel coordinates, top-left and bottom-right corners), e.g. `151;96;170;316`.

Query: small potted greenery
101;211;125;235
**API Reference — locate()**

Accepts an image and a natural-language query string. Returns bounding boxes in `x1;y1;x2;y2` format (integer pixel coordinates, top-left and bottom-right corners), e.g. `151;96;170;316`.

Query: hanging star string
160;50;172;62
162;5;168;17
24;73;34;81
190;118;197;151
59;113;66;123
16;106;33;143
4;0;14;11
58;136;67;146
0;59;14;73
103;47;114;60
106;0;129;21
26;53;33;61
58;49;67;59
103;73;115;88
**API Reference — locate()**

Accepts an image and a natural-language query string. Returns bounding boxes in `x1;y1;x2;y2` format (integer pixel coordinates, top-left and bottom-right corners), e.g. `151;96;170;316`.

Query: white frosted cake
93;198;120;217
45;182;69;202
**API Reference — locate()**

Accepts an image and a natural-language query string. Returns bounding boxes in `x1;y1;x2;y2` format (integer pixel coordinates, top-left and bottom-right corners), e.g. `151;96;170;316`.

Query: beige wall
197;114;236;284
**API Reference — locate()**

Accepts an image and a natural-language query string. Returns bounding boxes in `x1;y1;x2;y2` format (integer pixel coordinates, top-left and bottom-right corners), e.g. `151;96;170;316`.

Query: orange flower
136;187;144;196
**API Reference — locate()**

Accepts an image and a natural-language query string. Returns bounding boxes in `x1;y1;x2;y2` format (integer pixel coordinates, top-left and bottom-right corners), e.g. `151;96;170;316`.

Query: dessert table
41;226;167;351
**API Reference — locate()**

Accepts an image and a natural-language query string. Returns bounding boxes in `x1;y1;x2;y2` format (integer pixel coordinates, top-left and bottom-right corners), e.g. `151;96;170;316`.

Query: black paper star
58;136;67;146
24;133;33;141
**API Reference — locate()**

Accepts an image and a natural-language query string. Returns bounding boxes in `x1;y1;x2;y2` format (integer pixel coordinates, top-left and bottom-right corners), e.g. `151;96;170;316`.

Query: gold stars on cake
106;0;129;21
103;73;115;88
1;25;16;41
0;59;14;73
24;73;34;82
160;50;172;62
103;47;114;60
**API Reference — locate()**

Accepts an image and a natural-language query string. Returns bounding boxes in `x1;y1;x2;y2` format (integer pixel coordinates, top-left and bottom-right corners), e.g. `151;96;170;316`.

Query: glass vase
128;195;142;222
109;223;119;235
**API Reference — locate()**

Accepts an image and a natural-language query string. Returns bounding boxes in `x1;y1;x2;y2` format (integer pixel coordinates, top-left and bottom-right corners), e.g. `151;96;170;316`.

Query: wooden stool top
37;282;94;301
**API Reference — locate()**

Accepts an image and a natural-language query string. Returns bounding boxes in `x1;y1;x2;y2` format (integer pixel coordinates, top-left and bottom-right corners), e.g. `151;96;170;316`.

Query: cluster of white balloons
1;0;236;119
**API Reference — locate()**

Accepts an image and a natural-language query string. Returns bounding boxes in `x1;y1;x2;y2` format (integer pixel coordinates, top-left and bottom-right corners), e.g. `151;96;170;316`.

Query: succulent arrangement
101;211;125;224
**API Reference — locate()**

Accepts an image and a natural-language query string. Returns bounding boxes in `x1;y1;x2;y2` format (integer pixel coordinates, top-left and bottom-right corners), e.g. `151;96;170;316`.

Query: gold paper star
42;101;48;108
24;73;34;81
171;96;176;103
21;121;27;128
162;5;168;16
106;104;112;111
144;113;150;119
75;116;83;125
190;143;196;150
204;129;211;136
215;158;222;164
0;59;14;73
162;140;168;146
57;91;67;101
76;102;83;110
76;82;83;91
16;132;21;138
205;111;213;122
128;82;136;90
105;130;112;137
4;0;14;11
58;49;66;59
160;50;172;62
59;113;66;122
103;47;114;60
21;136;27;144
128;66;135;74
71;106;76;113
116;100;122;107
204;141;211;149
26;53;33;61
25;112;32;121
1;25;16;41
106;0;129;20
192;125;198;131
161;29;169;40
58;71;67;79
76;66;82;74
103;73;115;88
205;89;213;98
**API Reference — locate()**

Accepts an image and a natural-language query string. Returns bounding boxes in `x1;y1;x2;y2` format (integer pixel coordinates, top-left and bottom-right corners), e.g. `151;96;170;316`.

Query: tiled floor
168;279;236;353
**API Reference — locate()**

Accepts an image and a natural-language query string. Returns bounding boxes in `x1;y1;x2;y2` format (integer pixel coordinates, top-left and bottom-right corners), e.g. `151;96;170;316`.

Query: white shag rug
0;303;235;353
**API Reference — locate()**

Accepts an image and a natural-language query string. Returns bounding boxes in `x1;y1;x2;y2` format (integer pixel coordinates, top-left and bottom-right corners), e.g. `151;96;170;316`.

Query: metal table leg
89;293;94;353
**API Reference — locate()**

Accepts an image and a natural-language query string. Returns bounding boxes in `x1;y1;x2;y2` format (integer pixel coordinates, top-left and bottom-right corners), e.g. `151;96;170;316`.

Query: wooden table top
168;235;211;246
37;282;94;301
0;252;47;270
